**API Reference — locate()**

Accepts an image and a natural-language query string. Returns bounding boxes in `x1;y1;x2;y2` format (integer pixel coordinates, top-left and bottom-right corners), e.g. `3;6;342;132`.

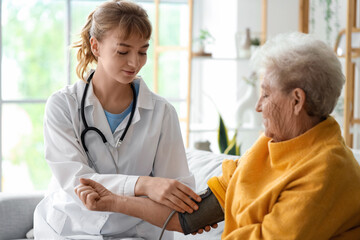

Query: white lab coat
34;73;195;240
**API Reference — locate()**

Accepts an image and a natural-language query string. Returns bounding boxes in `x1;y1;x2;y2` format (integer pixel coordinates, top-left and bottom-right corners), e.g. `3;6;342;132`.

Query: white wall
190;0;360;152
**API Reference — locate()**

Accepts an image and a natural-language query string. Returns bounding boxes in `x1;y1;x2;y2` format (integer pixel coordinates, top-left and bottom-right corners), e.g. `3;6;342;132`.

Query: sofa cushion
186;149;239;192
0;193;43;240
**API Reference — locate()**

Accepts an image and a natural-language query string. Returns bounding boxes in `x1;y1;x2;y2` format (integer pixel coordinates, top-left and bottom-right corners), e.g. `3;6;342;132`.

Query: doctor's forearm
113;195;183;232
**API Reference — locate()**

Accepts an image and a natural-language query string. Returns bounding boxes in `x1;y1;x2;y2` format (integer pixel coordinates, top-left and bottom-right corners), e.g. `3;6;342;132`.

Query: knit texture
208;116;360;239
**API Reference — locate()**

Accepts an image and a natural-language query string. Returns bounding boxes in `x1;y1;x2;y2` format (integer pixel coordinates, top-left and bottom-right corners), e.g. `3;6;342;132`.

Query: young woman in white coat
34;1;200;239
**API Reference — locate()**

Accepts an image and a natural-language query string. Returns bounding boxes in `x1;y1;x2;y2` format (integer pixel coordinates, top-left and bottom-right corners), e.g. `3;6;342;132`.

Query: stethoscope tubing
80;71;137;153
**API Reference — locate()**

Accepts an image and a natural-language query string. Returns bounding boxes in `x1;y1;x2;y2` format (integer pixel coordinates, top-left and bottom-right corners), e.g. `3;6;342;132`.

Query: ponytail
72;11;97;82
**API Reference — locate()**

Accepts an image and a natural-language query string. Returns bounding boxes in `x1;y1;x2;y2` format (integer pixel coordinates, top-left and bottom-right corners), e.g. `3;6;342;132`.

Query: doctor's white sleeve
43;92;139;203
151;103;196;190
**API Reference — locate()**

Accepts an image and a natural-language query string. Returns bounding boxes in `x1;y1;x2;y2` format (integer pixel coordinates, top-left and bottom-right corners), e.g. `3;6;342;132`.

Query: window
0;0;190;192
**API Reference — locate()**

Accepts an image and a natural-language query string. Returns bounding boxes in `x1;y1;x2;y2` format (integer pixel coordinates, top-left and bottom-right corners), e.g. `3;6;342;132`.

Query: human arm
76;178;222;234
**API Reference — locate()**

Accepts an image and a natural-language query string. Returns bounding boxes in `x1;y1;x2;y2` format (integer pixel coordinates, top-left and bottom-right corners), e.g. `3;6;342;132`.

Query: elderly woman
75;32;360;239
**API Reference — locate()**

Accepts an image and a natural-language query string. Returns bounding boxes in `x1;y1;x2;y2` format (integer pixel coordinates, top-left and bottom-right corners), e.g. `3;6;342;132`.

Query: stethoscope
80;71;137;172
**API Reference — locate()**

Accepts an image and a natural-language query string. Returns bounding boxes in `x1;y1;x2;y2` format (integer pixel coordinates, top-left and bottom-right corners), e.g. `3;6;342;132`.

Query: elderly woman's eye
117;51;127;55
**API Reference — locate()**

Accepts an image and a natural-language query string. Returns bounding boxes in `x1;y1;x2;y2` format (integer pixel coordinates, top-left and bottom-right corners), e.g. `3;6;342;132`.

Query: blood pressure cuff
178;187;224;235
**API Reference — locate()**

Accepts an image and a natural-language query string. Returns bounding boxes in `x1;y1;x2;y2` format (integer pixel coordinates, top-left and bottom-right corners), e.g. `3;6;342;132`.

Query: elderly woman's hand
191;224;218;235
135;176;201;214
75;178;117;212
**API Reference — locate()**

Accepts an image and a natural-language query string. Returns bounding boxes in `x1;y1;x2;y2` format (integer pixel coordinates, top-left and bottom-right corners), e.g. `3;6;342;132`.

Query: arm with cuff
76;178;224;235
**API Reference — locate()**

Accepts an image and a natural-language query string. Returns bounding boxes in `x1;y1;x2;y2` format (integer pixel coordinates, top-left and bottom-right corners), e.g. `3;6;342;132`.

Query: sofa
1;148;359;240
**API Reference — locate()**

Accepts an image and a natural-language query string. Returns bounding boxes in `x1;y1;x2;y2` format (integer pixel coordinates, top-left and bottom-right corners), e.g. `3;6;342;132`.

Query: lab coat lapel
74;77;117;174
136;77;154;110
76;75;115;147
83;83;119;174
81;76;154;146
114;77;153;132
86;82;116;146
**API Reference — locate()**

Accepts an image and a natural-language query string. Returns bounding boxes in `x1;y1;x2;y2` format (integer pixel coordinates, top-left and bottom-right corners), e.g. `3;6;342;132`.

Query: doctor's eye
117;51;128;55
138;52;147;56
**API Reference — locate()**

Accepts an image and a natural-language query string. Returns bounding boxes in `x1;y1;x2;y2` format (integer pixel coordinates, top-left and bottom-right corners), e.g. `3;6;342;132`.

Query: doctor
34;0;199;239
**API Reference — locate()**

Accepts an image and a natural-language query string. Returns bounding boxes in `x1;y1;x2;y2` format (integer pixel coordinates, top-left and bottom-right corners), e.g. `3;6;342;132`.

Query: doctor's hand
75;178;117;212
135;176;201;214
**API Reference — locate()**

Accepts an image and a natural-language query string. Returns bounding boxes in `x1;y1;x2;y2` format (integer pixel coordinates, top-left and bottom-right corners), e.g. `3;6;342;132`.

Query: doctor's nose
127;53;140;68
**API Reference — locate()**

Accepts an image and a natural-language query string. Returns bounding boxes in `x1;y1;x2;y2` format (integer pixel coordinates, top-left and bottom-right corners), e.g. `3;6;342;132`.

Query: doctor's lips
123;70;136;75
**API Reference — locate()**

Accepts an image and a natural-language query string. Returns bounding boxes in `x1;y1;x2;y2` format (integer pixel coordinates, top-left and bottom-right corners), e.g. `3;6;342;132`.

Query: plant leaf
224;144;235;155
218;114;229;153
224;130;237;155
236;143;241;156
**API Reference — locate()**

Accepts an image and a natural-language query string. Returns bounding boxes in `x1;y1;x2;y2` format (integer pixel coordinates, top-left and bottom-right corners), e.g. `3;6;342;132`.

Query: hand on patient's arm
134;176;201;214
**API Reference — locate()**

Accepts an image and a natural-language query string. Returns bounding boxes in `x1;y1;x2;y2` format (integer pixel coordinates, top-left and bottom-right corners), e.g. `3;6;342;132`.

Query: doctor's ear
90;37;100;57
291;88;306;116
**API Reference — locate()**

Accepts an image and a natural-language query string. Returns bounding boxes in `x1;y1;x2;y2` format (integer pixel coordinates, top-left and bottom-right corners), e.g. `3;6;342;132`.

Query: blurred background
1;0;358;193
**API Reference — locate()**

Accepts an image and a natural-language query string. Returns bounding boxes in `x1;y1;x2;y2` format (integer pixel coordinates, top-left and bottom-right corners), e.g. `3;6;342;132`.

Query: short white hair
251;32;345;118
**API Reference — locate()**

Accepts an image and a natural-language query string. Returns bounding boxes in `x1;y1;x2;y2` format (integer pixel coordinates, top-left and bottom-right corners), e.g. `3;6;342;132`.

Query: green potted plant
251;37;260;46
218;114;241;156
310;0;340;45
193;29;215;57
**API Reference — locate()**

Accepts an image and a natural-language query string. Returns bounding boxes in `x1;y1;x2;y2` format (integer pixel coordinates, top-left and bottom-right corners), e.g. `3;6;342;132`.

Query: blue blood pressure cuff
178;187;224;235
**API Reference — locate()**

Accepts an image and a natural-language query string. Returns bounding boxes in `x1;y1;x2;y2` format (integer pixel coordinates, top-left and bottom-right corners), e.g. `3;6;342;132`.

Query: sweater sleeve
207;159;239;208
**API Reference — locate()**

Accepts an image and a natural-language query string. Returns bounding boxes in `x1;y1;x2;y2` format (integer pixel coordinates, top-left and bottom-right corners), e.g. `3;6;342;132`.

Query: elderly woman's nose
255;98;262;112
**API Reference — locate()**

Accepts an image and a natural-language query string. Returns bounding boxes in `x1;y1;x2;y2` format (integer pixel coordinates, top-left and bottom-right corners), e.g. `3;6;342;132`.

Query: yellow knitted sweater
208;117;360;239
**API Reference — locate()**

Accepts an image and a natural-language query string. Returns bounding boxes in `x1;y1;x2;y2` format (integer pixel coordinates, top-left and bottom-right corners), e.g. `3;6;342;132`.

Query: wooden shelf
192;56;251;61
343;0;358;147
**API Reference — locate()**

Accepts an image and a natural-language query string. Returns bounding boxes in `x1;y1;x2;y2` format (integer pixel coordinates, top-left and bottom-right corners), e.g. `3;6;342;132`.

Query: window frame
0;0;193;192
0;0;72;191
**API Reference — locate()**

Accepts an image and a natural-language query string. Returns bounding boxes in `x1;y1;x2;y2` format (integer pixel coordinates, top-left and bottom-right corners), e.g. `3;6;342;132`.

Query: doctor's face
93;28;149;84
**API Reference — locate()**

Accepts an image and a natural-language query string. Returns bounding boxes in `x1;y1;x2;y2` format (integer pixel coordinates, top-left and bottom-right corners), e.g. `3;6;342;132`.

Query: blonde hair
72;0;152;81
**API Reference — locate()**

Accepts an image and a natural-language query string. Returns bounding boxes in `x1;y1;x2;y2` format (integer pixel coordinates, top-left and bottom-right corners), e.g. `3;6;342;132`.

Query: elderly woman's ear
291;88;306;116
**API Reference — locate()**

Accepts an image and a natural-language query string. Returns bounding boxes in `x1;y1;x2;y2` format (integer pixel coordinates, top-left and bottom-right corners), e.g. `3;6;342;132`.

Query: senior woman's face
255;74;295;142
